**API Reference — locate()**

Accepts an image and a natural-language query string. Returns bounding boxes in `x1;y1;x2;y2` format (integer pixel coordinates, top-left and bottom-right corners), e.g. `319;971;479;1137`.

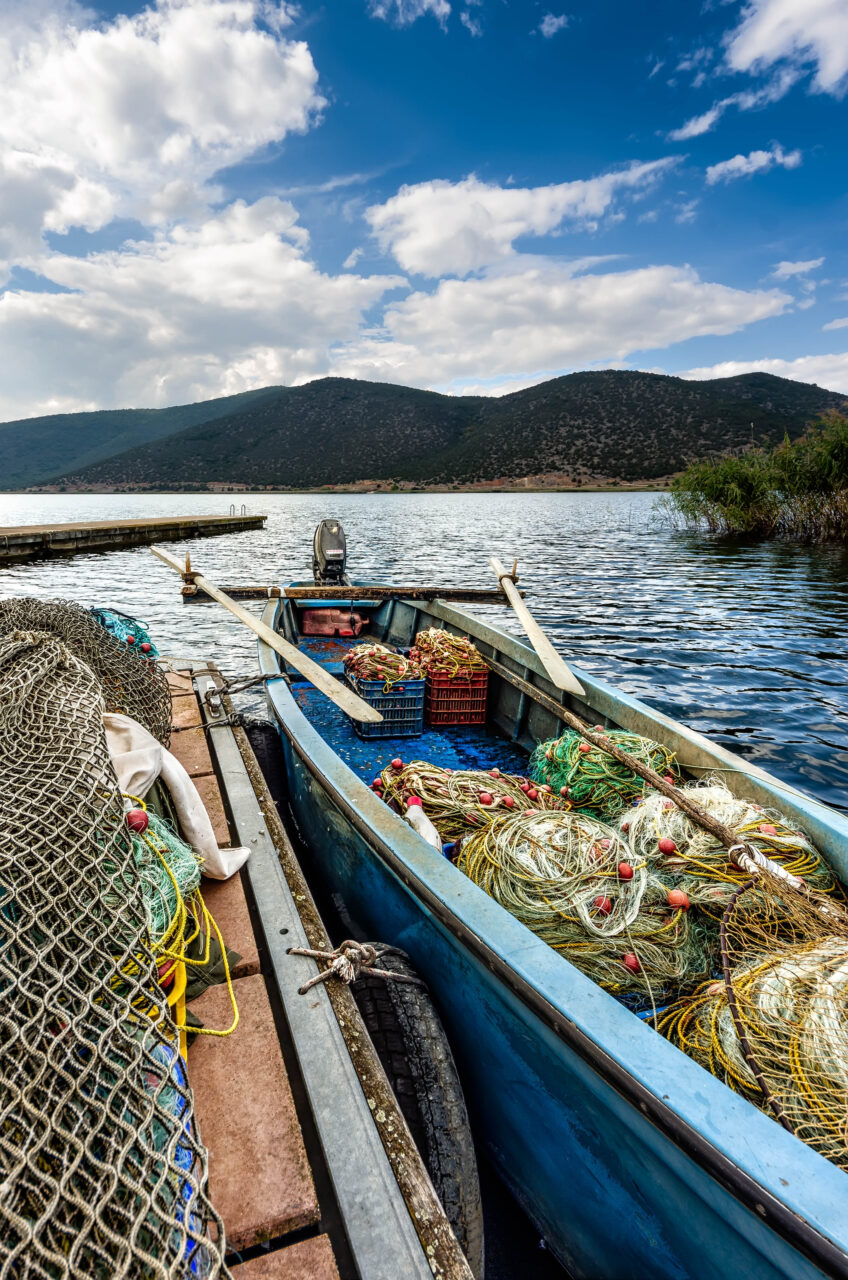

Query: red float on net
126;809;149;834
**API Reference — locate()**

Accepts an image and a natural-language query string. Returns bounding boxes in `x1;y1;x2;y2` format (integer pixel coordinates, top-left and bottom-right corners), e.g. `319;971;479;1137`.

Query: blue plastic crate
346;674;425;739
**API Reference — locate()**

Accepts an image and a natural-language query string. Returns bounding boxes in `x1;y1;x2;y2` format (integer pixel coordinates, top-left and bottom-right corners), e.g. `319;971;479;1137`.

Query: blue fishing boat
257;523;848;1280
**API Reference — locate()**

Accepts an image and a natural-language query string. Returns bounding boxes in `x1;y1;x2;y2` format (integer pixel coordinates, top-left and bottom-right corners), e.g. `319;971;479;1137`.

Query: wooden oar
490;556;586;697
151;546;382;723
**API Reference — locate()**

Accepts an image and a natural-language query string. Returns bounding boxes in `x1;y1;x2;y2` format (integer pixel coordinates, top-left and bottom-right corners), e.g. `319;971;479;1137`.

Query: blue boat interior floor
291;634;530;786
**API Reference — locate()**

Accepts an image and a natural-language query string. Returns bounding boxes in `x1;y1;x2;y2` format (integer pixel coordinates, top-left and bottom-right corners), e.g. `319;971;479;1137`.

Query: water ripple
1;491;846;809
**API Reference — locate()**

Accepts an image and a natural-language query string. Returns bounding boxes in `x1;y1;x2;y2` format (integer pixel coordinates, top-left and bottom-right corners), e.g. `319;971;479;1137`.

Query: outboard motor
304;519;366;636
312;519;350;587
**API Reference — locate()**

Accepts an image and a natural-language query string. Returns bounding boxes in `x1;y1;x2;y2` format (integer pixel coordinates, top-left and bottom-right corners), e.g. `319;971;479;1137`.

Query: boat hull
261;595;848;1280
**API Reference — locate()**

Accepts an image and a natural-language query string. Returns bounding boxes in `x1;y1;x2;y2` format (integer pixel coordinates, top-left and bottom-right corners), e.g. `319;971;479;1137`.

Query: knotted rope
289;940;425;994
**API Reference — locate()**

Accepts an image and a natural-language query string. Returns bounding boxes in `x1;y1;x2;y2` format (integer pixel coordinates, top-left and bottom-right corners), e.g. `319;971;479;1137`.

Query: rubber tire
352;951;485;1279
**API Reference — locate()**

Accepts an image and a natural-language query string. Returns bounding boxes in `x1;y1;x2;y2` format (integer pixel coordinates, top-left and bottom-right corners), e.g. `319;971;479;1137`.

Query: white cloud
675;199;700;224
705;143;801;183
771;257;825;278
330;260;790;387
368;0;451;26
0;0;324;276
666;67;798;140
0;198;405;419
668;105;725;141
365;159;680;276
726;0;848;95
343;247;364;269
460;10;482;35
822;317;848;331
538;14;568;38
680;352;848;395
669;2;848;144
438;373;552;396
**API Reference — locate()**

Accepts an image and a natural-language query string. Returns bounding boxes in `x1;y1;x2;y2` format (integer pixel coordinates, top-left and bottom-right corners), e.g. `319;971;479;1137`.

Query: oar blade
151;546;382;723
490;556;586;698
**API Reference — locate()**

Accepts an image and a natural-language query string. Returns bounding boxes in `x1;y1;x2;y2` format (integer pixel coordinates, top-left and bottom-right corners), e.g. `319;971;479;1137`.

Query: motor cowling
312;519;350;586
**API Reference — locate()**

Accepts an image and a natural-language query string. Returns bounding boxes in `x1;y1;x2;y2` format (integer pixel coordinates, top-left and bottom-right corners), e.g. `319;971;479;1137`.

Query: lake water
2;490;847;810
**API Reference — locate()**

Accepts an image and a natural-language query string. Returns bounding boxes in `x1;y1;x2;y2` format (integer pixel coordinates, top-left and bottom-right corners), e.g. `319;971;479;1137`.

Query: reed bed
659;413;848;543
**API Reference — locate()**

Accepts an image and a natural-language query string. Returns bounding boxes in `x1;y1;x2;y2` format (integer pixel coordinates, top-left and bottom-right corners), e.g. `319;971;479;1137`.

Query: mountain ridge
8;370;847;491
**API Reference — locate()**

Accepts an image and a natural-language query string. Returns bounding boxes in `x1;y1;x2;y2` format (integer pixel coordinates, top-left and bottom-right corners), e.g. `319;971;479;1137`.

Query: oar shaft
151;547;382;723
489;557;585;696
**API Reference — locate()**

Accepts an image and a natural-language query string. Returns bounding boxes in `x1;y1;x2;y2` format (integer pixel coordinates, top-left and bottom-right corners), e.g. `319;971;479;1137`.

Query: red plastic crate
425;669;488;726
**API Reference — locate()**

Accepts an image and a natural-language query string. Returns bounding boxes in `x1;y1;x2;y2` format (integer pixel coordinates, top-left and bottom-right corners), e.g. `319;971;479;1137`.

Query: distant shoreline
9;483;671;496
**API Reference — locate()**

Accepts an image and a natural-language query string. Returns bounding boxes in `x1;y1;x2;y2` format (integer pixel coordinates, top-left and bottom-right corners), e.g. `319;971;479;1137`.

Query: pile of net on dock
343;641;421;688
0;596;172;745
0;627;225;1277
412;628;487;677
530;728;681;819
376;759;568;841
658;874;848;1169
455;809;714;998
619;780;840;916
90;605;160;658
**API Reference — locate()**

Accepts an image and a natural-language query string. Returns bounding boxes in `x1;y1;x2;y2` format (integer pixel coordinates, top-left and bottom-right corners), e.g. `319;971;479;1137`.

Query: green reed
658;413;848;543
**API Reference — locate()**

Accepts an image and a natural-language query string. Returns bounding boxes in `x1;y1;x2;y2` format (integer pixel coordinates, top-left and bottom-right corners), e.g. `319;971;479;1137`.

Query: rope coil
530;728;681;819
413;628;487;679
343;642;422;692
376;760;570;840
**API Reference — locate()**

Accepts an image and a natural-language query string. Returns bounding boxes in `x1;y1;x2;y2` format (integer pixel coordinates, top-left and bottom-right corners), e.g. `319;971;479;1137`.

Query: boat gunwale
259;594;848;1280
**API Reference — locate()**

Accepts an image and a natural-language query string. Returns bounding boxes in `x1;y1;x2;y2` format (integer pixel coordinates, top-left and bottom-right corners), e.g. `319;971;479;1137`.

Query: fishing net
659;876;848;1169
0;629;227;1278
90;607;160;659
343;642;422;689
0;598;171;746
455;810;713;999
529;729;681;819
376;760;569;841
412;629;487;677
621;781;839;917
129;811;202;954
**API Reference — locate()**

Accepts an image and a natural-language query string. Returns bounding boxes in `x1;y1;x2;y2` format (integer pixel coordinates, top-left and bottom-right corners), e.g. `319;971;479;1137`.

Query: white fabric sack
103;710;163;799
103;712;250;880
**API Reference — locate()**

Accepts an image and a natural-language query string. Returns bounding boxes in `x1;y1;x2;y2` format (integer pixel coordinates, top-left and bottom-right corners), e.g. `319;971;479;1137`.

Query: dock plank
200;873;260;978
194;772;230;846
0;514;266;563
189;975;319;1252
171;694;204;729
230;1237;339;1279
169;724;215;777
165;670;195;697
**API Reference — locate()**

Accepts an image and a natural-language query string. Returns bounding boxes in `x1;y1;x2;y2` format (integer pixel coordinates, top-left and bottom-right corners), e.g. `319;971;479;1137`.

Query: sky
0;0;847;420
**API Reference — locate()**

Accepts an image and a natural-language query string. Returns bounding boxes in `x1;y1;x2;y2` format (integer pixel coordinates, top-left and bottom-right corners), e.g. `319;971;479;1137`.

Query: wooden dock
0;513;266;563
164;664;467;1279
